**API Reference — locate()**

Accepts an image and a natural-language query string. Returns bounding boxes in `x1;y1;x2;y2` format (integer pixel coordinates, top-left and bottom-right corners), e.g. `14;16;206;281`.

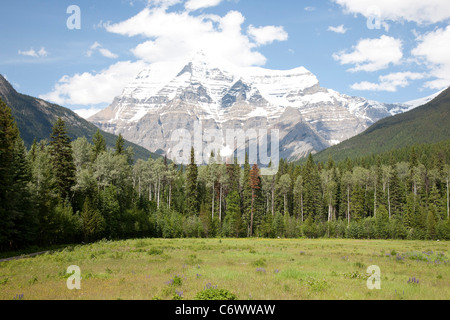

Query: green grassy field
0;238;449;300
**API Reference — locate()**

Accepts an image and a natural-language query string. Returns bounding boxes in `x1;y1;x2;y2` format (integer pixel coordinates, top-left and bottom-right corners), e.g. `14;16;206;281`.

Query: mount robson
89;51;421;162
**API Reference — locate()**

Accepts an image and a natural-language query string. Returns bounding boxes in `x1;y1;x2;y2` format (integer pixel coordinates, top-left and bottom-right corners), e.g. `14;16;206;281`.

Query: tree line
1;98;449;251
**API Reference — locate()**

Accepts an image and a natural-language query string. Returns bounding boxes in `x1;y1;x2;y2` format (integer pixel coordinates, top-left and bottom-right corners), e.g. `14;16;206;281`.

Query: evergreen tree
241;153;253;234
92;129;106;161
115;133;125;156
0;98;35;249
223;190;244;237
389;160;404;218
303;154;322;221
10;138;37;247
248;163;261;237
293;175;304;221
81;197;105;242
186;147;199;216
49;118;76;201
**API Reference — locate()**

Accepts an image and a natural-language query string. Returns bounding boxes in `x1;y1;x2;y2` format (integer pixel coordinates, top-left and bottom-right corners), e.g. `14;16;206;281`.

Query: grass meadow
0;238;449;300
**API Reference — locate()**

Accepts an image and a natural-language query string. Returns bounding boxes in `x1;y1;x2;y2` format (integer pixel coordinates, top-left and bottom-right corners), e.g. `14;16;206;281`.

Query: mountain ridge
89;51;416;161
0;74;157;161
311;86;450;163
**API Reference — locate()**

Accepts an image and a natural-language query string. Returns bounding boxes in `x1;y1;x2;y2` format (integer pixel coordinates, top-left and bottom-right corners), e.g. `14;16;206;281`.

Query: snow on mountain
398;89;446;112
89;51;411;161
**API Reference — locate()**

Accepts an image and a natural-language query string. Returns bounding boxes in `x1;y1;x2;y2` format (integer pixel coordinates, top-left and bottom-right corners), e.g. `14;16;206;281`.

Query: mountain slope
89;51;412;161
0;74;157;161
312;87;450;163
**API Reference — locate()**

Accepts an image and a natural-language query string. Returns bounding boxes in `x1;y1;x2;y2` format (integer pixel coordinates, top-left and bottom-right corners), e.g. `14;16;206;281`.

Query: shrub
194;285;238;300
343;271;367;280
166;275;183;287
305;277;328;292
346;221;363;239
251;258;267;267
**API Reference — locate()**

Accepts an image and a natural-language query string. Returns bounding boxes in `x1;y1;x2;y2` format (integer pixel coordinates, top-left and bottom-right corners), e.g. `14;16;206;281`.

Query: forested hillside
313;87;450;163
1;97;449;252
0;75;156;161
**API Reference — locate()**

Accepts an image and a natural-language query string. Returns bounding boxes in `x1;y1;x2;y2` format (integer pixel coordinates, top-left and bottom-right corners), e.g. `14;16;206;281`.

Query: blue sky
1;0;449;118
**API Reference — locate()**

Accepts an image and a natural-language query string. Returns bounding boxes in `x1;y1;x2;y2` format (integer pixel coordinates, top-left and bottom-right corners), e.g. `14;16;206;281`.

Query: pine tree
249;163;261;237
49;118;76;201
115;133;125;156
293;175;304;221
389;165;403;218
10;138;37;247
186;147;199;216
92;129;106;161
81;197;105;242
0;98;35;249
241;153;253;234
303;154;322;221
224;190;243;237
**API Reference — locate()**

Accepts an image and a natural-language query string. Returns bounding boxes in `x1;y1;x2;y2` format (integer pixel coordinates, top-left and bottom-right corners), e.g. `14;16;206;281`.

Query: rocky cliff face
89;52;412;161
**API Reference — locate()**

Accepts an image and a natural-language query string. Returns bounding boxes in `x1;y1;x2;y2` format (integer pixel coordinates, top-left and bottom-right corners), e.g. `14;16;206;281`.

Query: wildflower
407;277;419;285
13;294;24;300
165;279;174;286
204;283;217;290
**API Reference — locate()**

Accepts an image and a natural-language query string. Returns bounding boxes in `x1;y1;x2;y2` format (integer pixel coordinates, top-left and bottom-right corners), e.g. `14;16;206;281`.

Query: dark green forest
1;98;450;252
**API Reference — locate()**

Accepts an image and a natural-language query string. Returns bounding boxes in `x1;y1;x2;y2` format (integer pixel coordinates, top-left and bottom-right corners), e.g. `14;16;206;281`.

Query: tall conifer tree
186;147;199;216
49;118;76;201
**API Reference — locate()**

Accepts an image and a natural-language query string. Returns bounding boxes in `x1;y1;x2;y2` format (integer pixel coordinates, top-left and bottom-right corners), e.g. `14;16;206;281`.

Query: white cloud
41;60;148;105
351;72;426;92
327;25;348;34
44;3;289;106
185;0;223;11
148;0;183;9
247;25;288;46
412;26;450;90
37;48;48;57
304;6;316;12
18;47;48;58
106;6;287;67
86;42;118;59
19;49;38;57
333;35;403;72
333;0;450;25
98;48;119;59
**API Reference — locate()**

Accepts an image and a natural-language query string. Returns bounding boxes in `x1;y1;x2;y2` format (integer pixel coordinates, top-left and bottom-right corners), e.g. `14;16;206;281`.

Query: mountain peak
90;52;416;160
0;74;19;104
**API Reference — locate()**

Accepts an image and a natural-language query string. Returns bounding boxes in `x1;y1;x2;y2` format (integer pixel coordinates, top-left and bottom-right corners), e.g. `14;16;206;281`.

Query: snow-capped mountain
399;89;446;112
89;51;414;161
